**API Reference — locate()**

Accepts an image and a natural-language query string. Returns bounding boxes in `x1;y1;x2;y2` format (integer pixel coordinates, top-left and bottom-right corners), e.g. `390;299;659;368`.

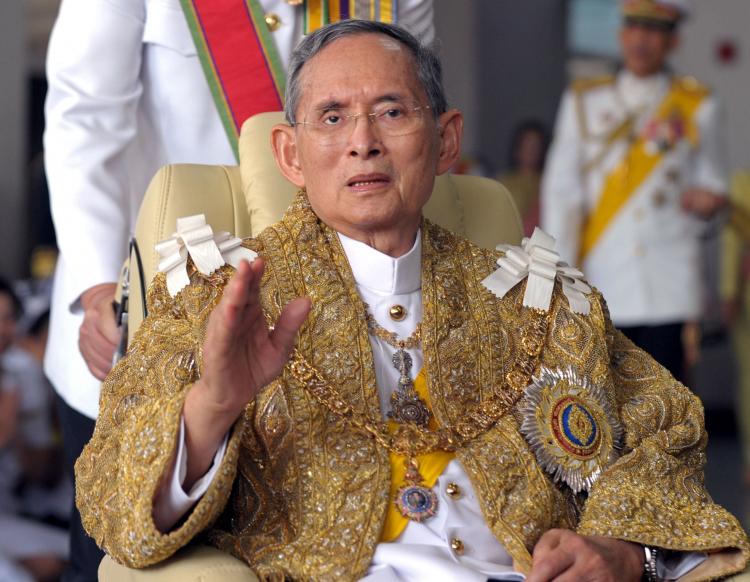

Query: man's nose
347;114;382;158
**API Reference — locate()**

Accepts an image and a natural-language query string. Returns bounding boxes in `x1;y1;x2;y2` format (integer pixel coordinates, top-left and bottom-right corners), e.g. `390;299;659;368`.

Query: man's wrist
183;381;243;447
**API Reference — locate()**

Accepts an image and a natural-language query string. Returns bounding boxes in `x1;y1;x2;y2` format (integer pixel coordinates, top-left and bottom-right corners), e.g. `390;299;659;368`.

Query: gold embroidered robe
76;196;749;581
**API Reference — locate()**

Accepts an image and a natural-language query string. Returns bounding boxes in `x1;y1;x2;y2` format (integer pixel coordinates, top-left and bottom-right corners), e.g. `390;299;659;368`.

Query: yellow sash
379;369;454;543
579;79;707;262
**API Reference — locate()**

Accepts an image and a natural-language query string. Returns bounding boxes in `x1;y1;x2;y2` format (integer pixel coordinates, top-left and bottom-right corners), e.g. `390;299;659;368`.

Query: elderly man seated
77;20;748;582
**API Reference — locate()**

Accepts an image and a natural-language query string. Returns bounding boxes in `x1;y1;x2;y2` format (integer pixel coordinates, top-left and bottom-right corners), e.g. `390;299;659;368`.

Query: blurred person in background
721;171;750;485
11;307;72;526
0;278;23;514
497;119;549;237
542;0;727;382
0;278;67;582
43;2;434;579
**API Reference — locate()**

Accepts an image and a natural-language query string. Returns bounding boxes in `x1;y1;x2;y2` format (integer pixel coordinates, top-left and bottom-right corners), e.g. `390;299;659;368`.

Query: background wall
476;0;567;174
672;0;750;175
435;0;568;175
433;1;479;160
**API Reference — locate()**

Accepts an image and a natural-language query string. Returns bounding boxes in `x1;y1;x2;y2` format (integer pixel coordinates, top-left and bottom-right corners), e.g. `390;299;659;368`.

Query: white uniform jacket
541;70;727;327
43;0;435;419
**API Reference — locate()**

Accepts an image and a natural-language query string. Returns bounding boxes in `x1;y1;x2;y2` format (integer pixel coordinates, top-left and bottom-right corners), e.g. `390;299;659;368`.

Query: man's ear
435;109;463;176
271;123;305;188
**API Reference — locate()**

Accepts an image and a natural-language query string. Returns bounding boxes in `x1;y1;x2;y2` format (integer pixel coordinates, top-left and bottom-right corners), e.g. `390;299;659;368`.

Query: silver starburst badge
519;366;622;494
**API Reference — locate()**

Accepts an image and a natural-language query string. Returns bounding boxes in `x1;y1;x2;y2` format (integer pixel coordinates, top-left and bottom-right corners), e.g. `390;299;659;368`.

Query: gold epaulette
674;75;711;98
571;75;615;95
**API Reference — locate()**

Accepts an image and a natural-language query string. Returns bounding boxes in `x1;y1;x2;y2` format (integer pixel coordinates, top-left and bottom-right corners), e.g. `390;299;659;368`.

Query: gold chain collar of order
287;306;551;458
364;305;422;350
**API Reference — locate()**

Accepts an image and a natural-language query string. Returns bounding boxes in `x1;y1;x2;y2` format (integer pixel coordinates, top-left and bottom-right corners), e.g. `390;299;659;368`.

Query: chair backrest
126;112;522;341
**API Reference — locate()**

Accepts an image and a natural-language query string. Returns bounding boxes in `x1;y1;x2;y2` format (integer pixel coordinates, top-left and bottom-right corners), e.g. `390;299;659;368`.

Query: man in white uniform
43;2;433;579
541;0;726;381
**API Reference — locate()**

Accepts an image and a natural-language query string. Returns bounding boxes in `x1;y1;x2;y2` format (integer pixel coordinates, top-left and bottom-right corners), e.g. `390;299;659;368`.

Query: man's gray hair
284;20;448;124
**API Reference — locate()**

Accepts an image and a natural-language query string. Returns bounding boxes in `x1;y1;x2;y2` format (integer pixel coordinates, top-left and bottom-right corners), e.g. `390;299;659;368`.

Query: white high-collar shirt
617;70;670;113
157;232;702;581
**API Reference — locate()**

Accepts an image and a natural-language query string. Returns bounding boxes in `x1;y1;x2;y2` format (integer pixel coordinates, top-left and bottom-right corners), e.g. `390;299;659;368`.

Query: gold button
450;537;465;555
286;0;304;5
265;12;282;31
389;304;407;321
446;482;461;499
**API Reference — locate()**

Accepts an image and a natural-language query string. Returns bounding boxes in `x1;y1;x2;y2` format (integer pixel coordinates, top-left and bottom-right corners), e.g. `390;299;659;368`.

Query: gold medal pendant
394;459;438;522
388;349;431;427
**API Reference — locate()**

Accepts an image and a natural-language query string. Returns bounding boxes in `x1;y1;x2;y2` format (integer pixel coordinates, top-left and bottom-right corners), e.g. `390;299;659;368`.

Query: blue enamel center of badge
561;403;598;447
401;486;434;514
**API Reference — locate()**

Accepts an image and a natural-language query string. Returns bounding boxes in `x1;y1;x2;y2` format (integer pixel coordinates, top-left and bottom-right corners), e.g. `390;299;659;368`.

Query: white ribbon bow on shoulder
481;228;592;315
155;214;257;297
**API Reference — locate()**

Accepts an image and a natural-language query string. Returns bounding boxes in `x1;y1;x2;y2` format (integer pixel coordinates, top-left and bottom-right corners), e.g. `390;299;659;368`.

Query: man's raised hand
182;259;310;488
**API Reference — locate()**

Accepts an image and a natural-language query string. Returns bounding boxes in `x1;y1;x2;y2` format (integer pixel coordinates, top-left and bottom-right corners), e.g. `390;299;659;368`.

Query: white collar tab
338;231;421;295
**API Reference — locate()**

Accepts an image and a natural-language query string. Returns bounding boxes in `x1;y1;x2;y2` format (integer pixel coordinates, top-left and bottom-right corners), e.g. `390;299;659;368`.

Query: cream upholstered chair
102;112;522;581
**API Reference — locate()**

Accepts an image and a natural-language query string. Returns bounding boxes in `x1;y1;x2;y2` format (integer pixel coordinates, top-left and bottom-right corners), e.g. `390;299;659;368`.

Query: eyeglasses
294;102;432;145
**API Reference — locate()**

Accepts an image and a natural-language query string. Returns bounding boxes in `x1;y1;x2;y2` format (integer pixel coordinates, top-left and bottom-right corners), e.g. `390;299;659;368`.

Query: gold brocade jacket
76;196;749;581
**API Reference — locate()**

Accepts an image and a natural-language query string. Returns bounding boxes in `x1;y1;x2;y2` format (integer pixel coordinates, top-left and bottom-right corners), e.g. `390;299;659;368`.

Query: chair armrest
99;545;258;582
